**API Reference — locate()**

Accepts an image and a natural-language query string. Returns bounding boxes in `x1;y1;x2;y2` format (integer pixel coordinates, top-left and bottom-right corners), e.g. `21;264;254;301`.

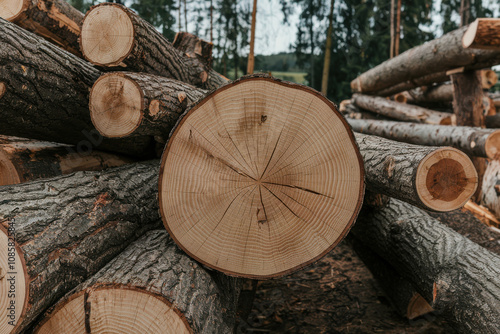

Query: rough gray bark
481;160;500;219
348;119;500;159
355;133;476;212
401;84;454;104
351;25;500;94
352;94;455;125
376;71;451;97
90;72;207;138
349;237;433;320
37;230;242;334
6;0;84;56
0;18;154;158
352;199;500;334
81;3;226;91
0;161;161;333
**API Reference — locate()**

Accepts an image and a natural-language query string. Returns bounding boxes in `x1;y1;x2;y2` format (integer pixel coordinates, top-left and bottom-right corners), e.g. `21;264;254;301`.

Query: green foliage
130;0;177;41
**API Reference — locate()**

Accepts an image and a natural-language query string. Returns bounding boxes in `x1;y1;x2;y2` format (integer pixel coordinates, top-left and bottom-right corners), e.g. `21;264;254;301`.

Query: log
0;161;161;333
0;0;83;56
462;18;500;50
35;230;242;334
0;18;154;158
351;24;500;94
481;68;499;88
348;119;500;159
0;135;132;186
159;75;365;279
349;238;433;320
481;160;500;220
377;71;450;97
89;72;207;138
355;133;477;212
451;70;486;200
80;3;227;90
351;198;500;334
172;31;229;90
485;113;500;128
352;94;456;125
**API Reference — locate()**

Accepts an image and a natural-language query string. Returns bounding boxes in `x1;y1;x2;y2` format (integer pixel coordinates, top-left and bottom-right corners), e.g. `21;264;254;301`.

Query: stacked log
0;162;161;332
0;0;83;56
0;18;154;158
352;199;500;333
158;75;365;279
35;230;242;334
0;135;132;186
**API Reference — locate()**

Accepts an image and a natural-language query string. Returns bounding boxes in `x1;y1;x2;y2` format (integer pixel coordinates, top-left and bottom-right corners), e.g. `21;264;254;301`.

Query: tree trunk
172;32;229;90
394;0;401;56
321;0;334;95
463;18;500;50
0;0;83;56
159;75;365;279
35;230;242;334
80;3;222;90
355;133;477;212
350;25;500;94
0;161;162;333
0;18;154;158
349;237;433;320
351;198;500;334
352;94;456;125
183;0;187;32
90;72;207;138
348;119;500;159
247;0;257;75
389;0;395;58
0;135;132;186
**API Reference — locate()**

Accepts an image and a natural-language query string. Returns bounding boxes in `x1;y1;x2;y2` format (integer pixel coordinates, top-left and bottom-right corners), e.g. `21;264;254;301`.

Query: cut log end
462;19;480;49
0;151;20;185
0;225;27;332
417;148;477;211
35;287;191;334
81;4;134;66
485;130;500;159
407;293;434;320
0;0;26;21
159;76;365;279
0;82;5;99
90;73;143;138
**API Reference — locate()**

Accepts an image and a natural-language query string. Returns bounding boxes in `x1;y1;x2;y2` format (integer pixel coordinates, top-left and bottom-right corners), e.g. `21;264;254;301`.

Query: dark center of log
426;158;467;202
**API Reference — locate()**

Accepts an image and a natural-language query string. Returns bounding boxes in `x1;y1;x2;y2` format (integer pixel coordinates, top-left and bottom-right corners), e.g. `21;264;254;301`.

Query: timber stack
0;2;498;333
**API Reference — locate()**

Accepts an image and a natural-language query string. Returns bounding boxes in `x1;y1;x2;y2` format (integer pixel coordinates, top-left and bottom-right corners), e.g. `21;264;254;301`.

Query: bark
355;133;477;212
463;18;500;50
0;18;154;158
2;0;83;56
481;160;500;219
403;84;454;104
352;94;456;125
321;0;334;95
352;198;500;334
394;0;401;56
35;230;242;334
451;70;485;200
348;119;500;159
0;161;162;333
349;237;433;320
486;114;500;128
81;3;226;91
172;31;229;90
377;71;450;97
0;135;133;186
90;72;207;138
351;24;500;94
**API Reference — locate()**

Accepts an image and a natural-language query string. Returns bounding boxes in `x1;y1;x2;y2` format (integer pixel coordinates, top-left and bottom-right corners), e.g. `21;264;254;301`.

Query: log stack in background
0;1;498;333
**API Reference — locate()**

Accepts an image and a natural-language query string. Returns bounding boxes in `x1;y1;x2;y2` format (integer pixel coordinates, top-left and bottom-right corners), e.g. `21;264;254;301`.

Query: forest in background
68;0;499;101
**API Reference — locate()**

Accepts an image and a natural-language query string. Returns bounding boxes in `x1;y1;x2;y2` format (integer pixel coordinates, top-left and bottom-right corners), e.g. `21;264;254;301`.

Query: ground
235;208;500;334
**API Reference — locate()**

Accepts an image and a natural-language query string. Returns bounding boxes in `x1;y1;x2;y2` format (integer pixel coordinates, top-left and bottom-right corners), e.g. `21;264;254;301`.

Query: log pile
0;3;498;333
